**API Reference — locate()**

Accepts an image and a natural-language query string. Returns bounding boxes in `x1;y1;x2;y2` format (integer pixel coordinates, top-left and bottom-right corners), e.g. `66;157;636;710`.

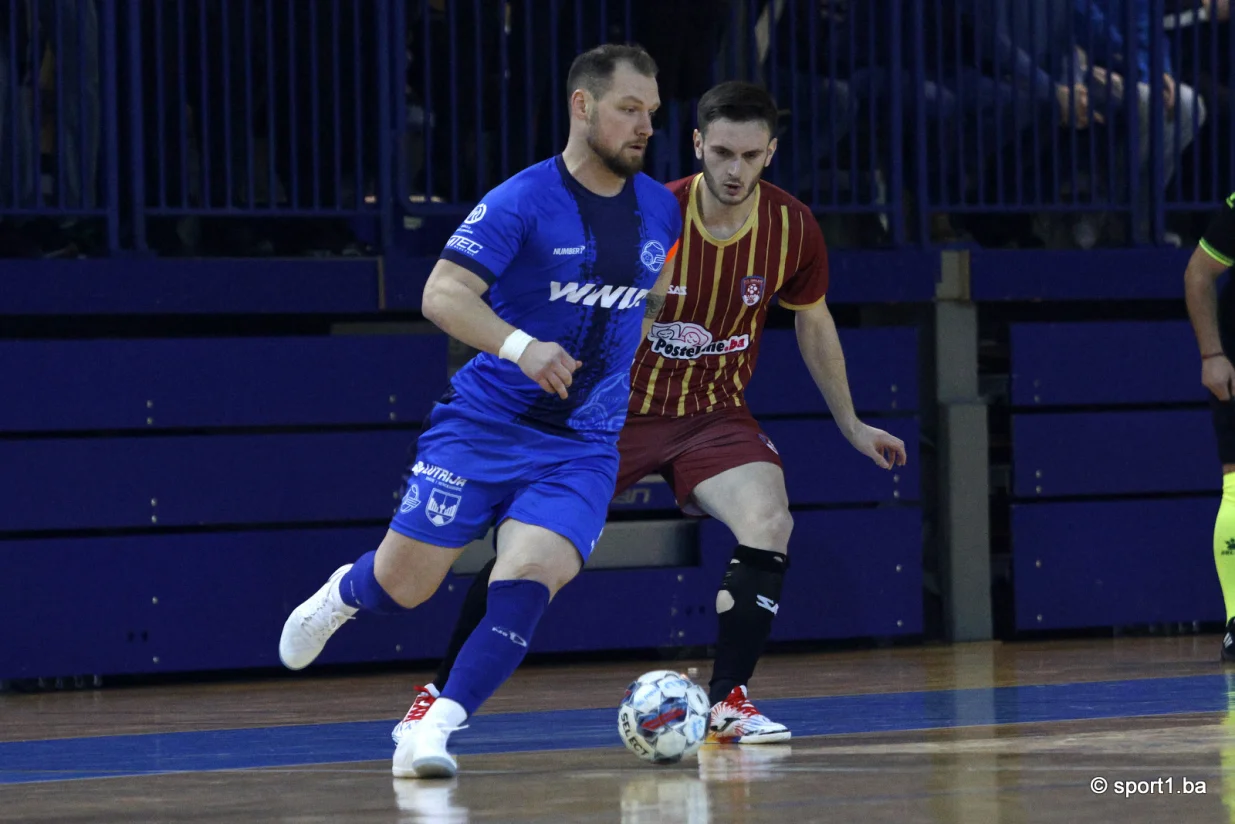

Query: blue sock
441;579;550;716
338;550;408;614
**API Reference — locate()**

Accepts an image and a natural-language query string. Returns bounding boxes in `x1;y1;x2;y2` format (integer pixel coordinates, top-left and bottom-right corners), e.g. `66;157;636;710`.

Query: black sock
708;545;788;705
431;555;496;691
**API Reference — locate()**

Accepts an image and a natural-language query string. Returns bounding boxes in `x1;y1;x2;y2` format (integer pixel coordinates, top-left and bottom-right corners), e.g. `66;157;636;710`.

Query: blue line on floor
2;673;1232;784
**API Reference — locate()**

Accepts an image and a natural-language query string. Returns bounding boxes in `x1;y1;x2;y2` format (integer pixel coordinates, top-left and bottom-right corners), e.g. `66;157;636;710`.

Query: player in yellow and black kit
1185;193;1235;661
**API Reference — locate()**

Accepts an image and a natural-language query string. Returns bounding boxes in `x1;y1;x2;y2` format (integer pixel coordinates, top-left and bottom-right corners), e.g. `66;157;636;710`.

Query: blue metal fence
0;0;1230;253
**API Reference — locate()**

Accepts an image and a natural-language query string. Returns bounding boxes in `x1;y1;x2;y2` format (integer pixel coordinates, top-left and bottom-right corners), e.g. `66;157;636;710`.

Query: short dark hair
696;81;778;137
565;44;658;105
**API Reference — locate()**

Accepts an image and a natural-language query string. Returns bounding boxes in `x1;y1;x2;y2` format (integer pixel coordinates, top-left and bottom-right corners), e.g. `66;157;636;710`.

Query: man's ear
570;89;591;122
764;137;778;168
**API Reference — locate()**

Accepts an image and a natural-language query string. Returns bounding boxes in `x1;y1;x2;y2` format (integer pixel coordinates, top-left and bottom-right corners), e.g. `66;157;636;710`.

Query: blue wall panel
0;259;380;315
1012;499;1223;630
824;251;940;304
764;419;920;504
2;507;922;679
1012;410;1217;497
1010;322;1206;407
1;528;457;679
0;432;417;531
971;249;1194;301
745;327;919;416
0;336;447;432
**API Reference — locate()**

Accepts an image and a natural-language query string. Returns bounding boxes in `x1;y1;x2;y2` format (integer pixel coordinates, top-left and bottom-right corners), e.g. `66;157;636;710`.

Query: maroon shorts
614;406;784;509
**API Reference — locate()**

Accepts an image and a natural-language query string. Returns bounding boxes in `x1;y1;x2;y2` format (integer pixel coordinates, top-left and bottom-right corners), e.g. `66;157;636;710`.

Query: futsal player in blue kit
277;43;681;780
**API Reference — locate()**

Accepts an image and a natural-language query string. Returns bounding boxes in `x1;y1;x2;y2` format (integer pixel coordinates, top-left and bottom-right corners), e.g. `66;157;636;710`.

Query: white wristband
499;329;535;363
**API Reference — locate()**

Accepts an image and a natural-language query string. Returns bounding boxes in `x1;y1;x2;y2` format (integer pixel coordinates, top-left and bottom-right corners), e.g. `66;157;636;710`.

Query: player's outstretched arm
1185;244;1235;400
794;299;907;469
422;259;581;399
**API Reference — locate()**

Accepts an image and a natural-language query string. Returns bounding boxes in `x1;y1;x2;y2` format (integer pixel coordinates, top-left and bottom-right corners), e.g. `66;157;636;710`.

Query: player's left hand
847;423;907;470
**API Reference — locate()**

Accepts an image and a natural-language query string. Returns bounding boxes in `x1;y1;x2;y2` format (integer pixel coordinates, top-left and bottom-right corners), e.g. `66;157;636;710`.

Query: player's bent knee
373;529;463;608
492;519;585;596
734;506;793;552
491;559;580;598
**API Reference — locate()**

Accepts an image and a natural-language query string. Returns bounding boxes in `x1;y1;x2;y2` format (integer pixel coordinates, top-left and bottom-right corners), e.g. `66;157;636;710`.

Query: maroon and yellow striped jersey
628;173;829;418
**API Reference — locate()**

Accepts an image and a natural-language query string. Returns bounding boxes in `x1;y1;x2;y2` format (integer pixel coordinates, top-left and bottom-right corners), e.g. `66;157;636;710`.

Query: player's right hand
518;341;581;400
1203;355;1235;401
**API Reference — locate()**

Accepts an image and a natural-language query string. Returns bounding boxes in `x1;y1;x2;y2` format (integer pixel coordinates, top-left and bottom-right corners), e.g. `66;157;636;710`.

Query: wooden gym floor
4;637;1235;822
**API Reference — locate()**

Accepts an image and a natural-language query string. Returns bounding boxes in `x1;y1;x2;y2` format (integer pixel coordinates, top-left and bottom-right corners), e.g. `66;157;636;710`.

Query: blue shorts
390;395;619;561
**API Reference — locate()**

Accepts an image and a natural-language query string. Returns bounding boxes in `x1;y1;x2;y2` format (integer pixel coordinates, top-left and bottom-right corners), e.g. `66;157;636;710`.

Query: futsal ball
618;669;710;764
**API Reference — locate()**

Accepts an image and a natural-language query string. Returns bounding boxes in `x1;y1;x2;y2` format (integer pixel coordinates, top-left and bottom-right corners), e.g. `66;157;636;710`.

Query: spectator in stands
890;0;1095;247
1167;0;1231;241
1079;0;1207;244
773;0;965;244
771;1;858;208
0;0;100;255
970;0;1114;249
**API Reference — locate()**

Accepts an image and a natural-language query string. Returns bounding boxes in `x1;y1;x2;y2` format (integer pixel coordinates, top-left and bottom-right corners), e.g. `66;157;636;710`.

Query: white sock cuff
426;696;468;729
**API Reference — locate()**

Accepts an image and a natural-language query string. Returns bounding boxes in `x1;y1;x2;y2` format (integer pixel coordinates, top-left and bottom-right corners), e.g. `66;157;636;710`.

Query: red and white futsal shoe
392;684;439;745
706;685;791;744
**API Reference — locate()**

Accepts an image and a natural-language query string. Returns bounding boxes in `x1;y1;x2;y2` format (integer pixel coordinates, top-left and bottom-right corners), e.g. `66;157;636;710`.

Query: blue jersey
438;156;681;444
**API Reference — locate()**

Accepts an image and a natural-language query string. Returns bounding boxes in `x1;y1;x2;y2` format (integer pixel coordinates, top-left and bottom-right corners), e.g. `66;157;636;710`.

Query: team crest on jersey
640;240;668;273
464;203;486;224
426;489;462;527
740;275;765;307
399;483;421;513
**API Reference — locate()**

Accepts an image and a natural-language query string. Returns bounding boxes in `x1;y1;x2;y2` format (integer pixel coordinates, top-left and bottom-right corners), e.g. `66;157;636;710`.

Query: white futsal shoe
278;565;357;670
707;686;792;744
393;698;467;779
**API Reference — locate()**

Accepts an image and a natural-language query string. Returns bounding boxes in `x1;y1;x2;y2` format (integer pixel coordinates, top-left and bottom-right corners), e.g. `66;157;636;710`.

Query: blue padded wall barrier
763;419;920;505
972;249;1195;302
744;327;919;416
1011;410;1216;498
1012;499;1223;631
2;528;452;678
2;507;924;680
0;259;382;315
1010;321;1207;407
0;432;417;531
0;336;447;432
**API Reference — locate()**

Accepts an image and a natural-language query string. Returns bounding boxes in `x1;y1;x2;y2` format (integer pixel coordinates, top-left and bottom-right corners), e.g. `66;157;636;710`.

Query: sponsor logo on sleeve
445;235;485;256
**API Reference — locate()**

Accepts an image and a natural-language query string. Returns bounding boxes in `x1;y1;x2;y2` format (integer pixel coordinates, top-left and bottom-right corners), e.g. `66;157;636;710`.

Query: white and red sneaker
391;684;439;745
707;685;791;744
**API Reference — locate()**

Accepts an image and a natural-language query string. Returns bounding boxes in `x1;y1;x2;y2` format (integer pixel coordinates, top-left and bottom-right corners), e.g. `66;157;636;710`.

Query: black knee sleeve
708;545;788;704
